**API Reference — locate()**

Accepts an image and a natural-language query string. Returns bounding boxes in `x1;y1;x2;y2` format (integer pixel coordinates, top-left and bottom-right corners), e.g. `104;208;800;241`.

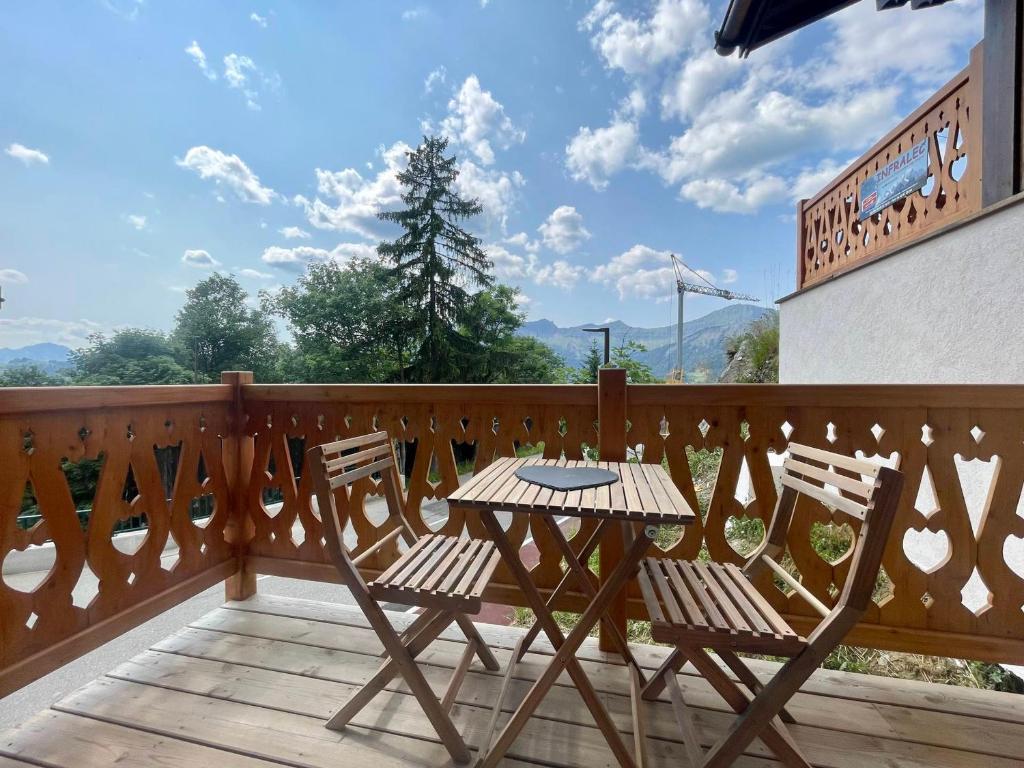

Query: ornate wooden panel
627;385;1024;662
241;386;599;598
797;45;982;290
0;390;235;693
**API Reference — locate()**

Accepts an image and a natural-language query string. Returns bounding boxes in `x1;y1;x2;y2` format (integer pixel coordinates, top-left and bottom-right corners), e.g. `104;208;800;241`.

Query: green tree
459;285;564;383
571;341;603;384
377;135;492;382
71;329;193;385
612;339;659;383
570;338;660;384
273;259;415;382
0;364;67;386
173;274;279;382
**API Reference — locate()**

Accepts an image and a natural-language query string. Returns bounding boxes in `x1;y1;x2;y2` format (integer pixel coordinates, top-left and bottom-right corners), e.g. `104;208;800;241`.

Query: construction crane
670;254;758;382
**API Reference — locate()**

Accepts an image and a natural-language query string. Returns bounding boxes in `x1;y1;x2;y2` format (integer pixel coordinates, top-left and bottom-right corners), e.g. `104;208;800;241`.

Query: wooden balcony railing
797;44;983;289
3;375;1024;698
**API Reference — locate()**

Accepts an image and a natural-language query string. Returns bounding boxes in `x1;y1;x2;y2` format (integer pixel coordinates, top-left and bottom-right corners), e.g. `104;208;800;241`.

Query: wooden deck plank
185;606;1024;764
230;594;1024;726
0;709;281;767
4;591;1023;768
108;650;715;768
52;677;491;768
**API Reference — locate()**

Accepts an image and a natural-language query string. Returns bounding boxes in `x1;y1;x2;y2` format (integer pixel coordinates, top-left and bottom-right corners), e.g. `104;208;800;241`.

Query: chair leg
717;648;796;724
683;645;811;768
381;607;442;658
328;605;473;764
641;647;686;701
326;610;453;731
453;612;501;671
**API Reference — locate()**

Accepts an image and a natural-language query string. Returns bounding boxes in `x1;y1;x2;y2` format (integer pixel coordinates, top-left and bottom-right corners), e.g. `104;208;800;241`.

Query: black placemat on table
514;465;620;492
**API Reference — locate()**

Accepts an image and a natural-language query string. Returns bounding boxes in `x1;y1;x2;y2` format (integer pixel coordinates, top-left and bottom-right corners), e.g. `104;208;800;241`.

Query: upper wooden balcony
796;45;983;290
2;374;1024;765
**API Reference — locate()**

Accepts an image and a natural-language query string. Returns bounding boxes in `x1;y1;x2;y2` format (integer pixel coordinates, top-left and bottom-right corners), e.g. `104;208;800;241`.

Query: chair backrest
746;442;904;618
308;431;412;578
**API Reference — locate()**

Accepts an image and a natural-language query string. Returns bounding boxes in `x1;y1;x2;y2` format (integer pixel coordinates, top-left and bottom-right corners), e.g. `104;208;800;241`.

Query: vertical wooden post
981;0;1023;207
222;371;256;601
597;367;627;652
795;199;807;290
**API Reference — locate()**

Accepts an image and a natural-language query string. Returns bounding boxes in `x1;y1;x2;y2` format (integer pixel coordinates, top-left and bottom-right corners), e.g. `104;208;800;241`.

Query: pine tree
377;136;492;382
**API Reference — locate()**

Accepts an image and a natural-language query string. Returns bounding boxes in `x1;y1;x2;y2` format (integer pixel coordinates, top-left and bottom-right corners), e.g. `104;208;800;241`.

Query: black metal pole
583;327;611;366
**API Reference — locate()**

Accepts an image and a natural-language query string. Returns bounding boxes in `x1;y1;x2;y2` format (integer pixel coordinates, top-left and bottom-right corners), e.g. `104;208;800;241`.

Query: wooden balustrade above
797;44;983;290
3;377;1024;698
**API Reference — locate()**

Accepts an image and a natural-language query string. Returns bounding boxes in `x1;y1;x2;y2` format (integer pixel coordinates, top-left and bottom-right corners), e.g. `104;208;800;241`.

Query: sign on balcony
859;137;929;220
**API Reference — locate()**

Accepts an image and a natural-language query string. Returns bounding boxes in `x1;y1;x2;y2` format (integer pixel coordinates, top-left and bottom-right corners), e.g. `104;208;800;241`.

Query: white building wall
780;195;1024;385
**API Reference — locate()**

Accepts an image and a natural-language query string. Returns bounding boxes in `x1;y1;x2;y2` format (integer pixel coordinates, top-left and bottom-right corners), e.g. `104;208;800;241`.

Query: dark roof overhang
715;0;955;58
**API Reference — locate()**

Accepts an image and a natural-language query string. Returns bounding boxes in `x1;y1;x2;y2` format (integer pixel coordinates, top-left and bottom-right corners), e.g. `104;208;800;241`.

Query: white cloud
260;242;377;272
279;226;311;239
185;40;217;81
592;244;675;300
5;143;49;166
819;0;983;90
660;49;741;121
656;83;900;184
504;231;541;254
532;259;584;290
582;0;708;75
0;269;29;284
223;53;265;110
721;268;738;285
299;141;411;238
486;243;582;290
125;214;148;230
402;7;426;21
565;118;640;190
238;268;273;279
0;316;104;348
538;206;591;254
424;66;447;94
182;249;221;269
454;160;524;229
566;0;980;214
440;75;525;165
177;146;277;205
679;174;788;214
790;160;848;201
100;0;143;22
250;12;268;27
487;243;533;280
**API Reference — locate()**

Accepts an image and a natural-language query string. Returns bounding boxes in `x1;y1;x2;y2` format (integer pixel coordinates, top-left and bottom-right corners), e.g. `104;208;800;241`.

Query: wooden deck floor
2;594;1023;768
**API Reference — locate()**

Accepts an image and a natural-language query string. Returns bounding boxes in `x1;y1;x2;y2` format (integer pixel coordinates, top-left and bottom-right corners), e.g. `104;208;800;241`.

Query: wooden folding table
446;456;696;767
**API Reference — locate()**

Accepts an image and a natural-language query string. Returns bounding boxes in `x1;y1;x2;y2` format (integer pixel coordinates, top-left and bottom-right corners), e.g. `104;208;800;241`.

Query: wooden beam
222;371;256;601
982;0;1023;206
0;384;232;415
242;383;598;406
598;367;628;653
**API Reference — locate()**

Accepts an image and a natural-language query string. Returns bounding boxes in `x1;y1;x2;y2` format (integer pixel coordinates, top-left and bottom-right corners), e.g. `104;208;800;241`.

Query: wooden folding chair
309;431;502;764
636;443;904;768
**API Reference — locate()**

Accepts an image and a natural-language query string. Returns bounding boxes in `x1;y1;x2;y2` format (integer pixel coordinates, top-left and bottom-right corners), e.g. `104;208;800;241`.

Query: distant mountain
0;343;73;372
518;303;775;380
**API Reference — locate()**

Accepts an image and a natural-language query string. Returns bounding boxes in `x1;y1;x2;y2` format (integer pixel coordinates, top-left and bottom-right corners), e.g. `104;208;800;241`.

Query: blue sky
0;0;983;348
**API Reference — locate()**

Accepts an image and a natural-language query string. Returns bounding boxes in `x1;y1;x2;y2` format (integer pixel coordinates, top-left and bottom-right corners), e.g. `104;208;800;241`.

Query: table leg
515;518;607;661
480;510;655;768
540;514;645;679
